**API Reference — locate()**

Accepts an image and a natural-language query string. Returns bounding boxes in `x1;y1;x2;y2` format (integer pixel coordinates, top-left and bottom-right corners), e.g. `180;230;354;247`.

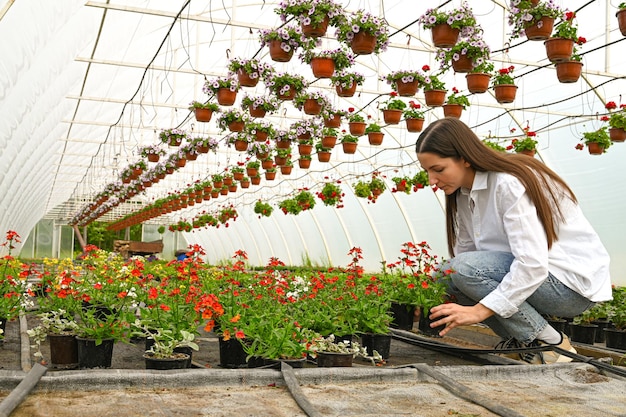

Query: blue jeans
445;251;595;344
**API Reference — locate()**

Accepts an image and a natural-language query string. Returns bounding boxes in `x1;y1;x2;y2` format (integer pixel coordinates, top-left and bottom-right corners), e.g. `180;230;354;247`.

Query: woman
416;118;612;364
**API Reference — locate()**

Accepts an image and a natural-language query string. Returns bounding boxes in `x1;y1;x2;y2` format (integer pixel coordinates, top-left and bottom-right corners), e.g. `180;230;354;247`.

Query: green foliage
582;127;612;150
446;88;471;109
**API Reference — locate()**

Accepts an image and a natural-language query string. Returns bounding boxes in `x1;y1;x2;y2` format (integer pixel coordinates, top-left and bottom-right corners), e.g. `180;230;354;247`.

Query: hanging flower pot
310;57;335;78
367;132;384;146
303;99;323;115
443;104;463;118
265;171;277;181
277;86;297;101
342;141;358;154
276;139;291;149
465;73;491;94
336;82;357;97
194;108;213;122
524;16;555;41
298;143;313;155
228;120;245;132
246;167;258;177
518;149;536;157
147;154;160;163
322;135;337;148
281;165;292;175
382;109;402;124
186;152;198;161
317;150;332;162
349;121;366;136
544;37;574;63
350;31;377;55
236;69;259;87
395;79;419;97
251;176;262;185
216;88;237;106
302;15;329;38
617;9;626;36
254;131;269;142
268;39;294;62
451;52;474;73
587;142;605;155
324;113;342;128
261;159;274;170
248;105;266;118
298;158;312;169
234;139;248;152
431;23;460;48
405;118;425;133
175;158;187;168
493;84;518;104
424;89;446;107
555;61;583;83
610;127;626;142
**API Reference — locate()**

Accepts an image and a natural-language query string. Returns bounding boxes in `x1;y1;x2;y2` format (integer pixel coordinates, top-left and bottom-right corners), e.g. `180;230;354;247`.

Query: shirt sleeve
478;177;550;318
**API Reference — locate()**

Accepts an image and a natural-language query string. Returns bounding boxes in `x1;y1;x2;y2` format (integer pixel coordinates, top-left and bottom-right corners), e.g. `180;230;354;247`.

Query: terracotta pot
197;145;209;153
186;152;198;161
544;37;574;63
342;141;358;154
240;180;250;188
443;104;463;118
321;135;337;148
147;154;160;163
264;171;276;181
276;139;291;149
251;176;262;185
336;82;357;97
274;156;287;166
302;15;329;38
367;132;384;146
298;143;313;155
277;87;297;101
555;61;583;83
213;180;223;189
303;99;323;115
210;190;220;198
223;177;233;186
395;79;419;96
237;69;259;87
431;23;459;48
317;151;332;162
216;88;237;106
349;121;366;136
261;159;274;170
249;105;266;118
424;89;446;107
280;165;292;175
350;31;376;54
310;57;335;78
517;149;536;157
524;16;555;41
234;139;248;152
268;39;293;62
298;158;312;169
194;108;213;122
451;52;474;73
610;127;626;142
587;142;605;155
246;167;258;177
175;158;187;168
228;120;245;132
405;118;425;133
220;187;229;195
466;73;491;94
493;84;518;104
382;109;402;124
324;113;342;128
617;9;626;36
255;131;268;142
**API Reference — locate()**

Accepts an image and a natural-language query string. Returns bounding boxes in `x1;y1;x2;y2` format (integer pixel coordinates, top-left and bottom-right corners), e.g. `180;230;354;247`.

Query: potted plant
554;42;584;83
139;144;166;163
443;87;470;118
240;94;279;117
203;76;240;106
293;90;330;115
217;109;248;132
507;0;563;41
191;135;219;154
340;133;359;154
139;327;199;370
159;128;189;147
227;57;273;87
545;10;587;63
188;100;219;122
331;70;365;97
618;2;626;36
608;103;626;142
246;160;261;177
381;92;406;124
492;65;518;104
299;47;356;78
335;9;390;55
420;65;447;107
437;32;491;74
483;140;508;152
465;57;494;94
291;118;323;141
353;172;386;203
275;0;345;38
382;70;422;97
316;182;344;207
258;25;317;62
365;122;384;146
403;100;425;133
279;189;316;215
419;3;477;47
308;334;381;367
508;126;538;156
265;71;308;100
246;119;275;142
579;126;612;155
254;200;273;217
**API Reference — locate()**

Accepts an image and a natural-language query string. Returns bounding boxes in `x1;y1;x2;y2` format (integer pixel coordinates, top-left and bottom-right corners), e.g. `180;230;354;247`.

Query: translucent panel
59;225;75;259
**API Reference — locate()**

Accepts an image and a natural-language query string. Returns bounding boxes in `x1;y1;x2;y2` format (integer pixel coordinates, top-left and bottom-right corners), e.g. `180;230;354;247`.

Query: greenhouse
1;0;626;415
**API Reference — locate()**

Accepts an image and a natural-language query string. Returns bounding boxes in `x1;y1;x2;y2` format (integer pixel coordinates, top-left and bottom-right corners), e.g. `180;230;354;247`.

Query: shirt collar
460;171;488;195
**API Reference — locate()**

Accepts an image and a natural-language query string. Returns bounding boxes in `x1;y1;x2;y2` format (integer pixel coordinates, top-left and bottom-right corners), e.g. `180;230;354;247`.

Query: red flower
565;11;576;21
422;65;430;72
575;143;584;150
576;36;586;45
601;115;610;122
606;101;617;110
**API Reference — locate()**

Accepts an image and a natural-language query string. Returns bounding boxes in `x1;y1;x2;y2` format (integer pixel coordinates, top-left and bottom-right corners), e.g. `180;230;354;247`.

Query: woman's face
417;152;475;194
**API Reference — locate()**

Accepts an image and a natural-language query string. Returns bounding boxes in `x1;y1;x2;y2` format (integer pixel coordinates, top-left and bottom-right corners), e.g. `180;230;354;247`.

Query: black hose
410;363;528;417
0;363;47;417
280;361;322;417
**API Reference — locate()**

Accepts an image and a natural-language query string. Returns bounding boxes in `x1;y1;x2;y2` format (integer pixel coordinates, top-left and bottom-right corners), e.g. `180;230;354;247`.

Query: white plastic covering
1;1;625;283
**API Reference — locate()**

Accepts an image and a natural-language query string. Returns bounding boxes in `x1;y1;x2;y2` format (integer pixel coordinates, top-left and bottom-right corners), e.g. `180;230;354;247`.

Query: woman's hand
429;303;494;337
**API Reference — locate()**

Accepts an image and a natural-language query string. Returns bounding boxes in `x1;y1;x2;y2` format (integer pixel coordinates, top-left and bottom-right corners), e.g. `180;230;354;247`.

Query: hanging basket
395;79;419;96
610;127;626;142
277;87;297;101
342;142;358;154
405;118;425;133
249;105;266;118
493;84;518;104
443;104;463;118
228;120;245;132
324;113;342;128
617;9;626;36
336;82;357;97
302;15;329;38
382;109;402;124
431;23;459;48
194;108;213;122
268;39;294;62
524;16;555;41
303;99;323;115
298;158;312;169
544;37;574;63
317;151;332;162
451;53;474;73
555;61;583;83
234;139;248;152
147;154;160;163
237;69;259;87
465;73;491;94
310;57;335;78
367;132;384;146
349;121;366;136
587;142;605;155
298;143;313;155
350;31;377;55
217;88;237;106
424;89;446;107
321;135;337;148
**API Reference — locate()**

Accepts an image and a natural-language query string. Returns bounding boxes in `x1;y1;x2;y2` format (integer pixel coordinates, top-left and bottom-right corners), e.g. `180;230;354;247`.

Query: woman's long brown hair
415;118;577;256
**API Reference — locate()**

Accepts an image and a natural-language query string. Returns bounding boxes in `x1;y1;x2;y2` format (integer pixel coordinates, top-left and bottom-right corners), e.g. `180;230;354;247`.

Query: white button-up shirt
455;171;612;318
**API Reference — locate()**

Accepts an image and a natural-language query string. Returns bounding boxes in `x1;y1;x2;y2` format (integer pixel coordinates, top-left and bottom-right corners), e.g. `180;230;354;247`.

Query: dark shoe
494;338;543;364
